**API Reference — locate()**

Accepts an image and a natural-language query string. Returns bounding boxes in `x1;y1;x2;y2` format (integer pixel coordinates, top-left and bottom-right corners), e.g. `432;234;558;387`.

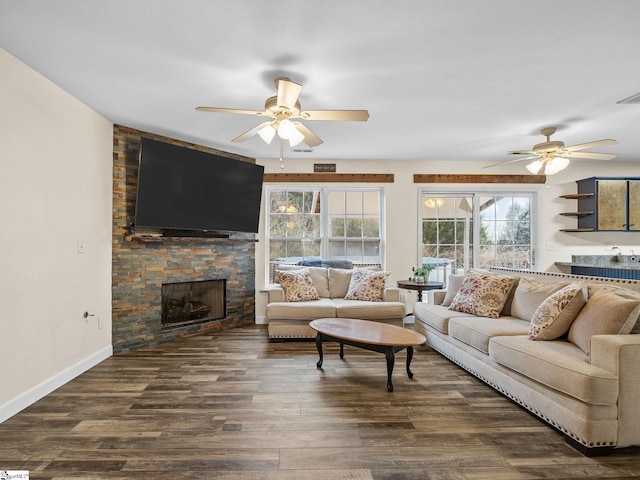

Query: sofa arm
428;289;447;305
383;287;401;302
590;334;640;447
265;284;285;303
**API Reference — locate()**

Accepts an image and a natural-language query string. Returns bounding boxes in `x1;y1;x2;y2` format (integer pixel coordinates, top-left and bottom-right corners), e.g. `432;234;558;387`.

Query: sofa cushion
265;298;336;320
511;277;571;321
276;268;320;302
276;265;330;298
489;335;618;406
328;268;353;298
333;298;405;320
442;274;465;307
345;269;389;301
413;302;478;334
448;317;530;354
449;270;517;319
528;283;587;341
568;289;640;354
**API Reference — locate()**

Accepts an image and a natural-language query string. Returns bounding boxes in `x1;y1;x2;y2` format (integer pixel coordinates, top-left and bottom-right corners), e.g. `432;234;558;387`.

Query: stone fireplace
112;126;258;353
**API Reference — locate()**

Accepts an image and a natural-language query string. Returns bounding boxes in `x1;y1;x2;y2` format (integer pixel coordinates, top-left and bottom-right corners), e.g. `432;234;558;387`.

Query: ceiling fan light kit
196;76;369;162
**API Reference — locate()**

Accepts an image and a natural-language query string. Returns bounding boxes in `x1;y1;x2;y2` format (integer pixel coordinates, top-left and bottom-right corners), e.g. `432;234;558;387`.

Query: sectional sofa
413;267;640;456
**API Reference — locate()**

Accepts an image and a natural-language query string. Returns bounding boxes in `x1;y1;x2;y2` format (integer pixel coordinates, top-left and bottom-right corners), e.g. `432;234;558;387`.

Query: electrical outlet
604;243;613;251
545;242;555;251
98;315;104;330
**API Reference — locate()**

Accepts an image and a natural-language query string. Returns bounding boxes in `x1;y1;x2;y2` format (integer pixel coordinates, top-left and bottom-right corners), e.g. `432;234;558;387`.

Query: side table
396;280;445;303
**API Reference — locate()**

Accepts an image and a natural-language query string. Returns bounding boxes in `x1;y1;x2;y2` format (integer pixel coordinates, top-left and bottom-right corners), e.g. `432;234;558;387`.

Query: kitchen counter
555;255;640;279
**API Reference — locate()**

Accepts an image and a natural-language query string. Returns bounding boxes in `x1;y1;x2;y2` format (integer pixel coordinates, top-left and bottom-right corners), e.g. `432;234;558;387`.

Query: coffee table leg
385;347;395;392
406;346;414;379
315;333;323;369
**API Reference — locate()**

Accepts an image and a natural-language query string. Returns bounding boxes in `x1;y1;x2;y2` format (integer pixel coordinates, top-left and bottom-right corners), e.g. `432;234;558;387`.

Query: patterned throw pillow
448;271;516;319
568;289;640;354
528;283;587;340
344;269;390;301
277;268;320;302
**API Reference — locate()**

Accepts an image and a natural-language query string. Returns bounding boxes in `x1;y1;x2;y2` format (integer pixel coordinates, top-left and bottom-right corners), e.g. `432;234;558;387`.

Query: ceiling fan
196;77;369;149
486;127;618;175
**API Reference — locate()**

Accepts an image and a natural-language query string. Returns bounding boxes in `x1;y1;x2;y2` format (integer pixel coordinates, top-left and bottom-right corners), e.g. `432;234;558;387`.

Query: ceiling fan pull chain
279;138;285;169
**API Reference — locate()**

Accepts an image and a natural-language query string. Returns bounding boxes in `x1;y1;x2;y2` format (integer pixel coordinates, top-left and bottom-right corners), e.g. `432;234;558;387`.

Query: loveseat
266;265;405;340
413;267;640;456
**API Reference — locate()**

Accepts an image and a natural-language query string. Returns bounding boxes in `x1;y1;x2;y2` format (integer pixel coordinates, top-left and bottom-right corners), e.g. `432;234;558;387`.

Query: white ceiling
1;0;639;167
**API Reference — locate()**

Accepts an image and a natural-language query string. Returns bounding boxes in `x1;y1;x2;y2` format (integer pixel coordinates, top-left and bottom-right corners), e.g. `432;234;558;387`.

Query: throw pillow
511;277;571;321
448;271;517;319
568;289;640;354
442;274;465;307
344;269;390;301
528;283;587;340
587;285;640;334
277;268;320;302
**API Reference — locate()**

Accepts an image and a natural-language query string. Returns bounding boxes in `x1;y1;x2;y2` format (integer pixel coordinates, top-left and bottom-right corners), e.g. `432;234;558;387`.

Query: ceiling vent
291;148;314;153
617;92;640;104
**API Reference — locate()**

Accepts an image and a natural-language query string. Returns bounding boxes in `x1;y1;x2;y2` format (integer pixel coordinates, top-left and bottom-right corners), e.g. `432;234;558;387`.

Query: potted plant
411;264;434;283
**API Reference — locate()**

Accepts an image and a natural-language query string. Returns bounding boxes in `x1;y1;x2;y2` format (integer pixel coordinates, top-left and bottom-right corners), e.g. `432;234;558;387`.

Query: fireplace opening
161;279;226;327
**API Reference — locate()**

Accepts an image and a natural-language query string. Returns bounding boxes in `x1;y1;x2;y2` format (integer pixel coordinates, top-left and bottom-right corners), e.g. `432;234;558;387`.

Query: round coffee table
309;318;427;392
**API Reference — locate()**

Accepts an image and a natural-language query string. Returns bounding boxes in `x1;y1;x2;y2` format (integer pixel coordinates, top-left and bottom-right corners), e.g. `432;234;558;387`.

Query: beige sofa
266;265;405;340
414;267;640;456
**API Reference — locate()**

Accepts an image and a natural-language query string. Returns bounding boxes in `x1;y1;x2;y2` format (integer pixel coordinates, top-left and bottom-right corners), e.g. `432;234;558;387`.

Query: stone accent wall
112;125;257;353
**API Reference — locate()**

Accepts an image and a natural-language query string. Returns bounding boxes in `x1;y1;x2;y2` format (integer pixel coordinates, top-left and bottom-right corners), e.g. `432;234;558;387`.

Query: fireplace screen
161;279;226;326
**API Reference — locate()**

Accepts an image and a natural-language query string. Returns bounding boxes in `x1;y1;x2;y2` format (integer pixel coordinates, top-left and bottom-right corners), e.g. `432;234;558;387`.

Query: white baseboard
0;345;113;423
255;315;267;325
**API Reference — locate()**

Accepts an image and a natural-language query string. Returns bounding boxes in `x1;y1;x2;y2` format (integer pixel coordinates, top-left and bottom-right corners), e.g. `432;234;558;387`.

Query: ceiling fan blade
231;121;272;143
566;139;618;151
565;152;618;161
293;122;323;147
483;155;538;169
276;78;303;109
300;109;370;121
508;150;536;155
196;106;264;116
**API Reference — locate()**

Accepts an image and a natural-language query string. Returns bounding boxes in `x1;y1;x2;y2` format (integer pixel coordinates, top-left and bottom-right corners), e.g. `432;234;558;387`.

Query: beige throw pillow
528;283;587;340
277;268;320;302
568;289;640;354
512;277;571;321
344;269;389;302
448;271;516;319
442;274;465;307
587;285;640;334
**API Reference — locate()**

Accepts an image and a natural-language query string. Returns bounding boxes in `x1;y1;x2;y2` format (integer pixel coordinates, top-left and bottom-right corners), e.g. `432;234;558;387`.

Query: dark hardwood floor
1;324;639;479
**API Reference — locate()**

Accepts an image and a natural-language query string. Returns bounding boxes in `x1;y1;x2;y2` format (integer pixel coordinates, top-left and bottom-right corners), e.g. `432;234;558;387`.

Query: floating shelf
559;228;595;232
559;211;594;217
559;193;594;199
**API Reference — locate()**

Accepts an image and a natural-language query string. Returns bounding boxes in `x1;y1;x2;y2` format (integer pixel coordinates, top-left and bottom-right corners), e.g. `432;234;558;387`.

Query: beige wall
0;48;113;420
255;157;640;321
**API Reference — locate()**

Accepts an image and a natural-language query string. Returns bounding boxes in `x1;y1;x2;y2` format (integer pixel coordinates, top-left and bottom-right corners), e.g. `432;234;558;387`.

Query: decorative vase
414;276;425;283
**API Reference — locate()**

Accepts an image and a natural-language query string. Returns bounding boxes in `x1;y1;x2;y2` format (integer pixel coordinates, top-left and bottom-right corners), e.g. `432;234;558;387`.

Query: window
420;191;535;275
267;187;384;281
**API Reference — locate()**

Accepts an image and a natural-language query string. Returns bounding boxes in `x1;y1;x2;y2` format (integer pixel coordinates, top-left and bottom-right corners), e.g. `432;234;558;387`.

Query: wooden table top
309;318;426;347
396;280;444;290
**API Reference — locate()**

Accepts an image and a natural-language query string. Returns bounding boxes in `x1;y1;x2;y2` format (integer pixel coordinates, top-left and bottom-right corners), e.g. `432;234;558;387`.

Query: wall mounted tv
134;138;264;236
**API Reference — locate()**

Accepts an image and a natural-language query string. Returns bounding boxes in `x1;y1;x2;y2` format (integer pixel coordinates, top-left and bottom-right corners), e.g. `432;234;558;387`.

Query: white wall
0;48;113;421
255;157;640;321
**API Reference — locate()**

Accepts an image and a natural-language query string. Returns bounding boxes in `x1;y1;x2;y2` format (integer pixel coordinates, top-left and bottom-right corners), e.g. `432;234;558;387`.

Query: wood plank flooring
1;324;639;479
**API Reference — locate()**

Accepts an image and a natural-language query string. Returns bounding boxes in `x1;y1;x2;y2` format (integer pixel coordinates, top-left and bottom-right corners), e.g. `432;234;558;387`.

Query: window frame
266;186;386;283
418;186;539;273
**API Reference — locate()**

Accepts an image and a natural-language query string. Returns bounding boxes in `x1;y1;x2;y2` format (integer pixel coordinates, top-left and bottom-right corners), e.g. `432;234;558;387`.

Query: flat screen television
134;138;264;235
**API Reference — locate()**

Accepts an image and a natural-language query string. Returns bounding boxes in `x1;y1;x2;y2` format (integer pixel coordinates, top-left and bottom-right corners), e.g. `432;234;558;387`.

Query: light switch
77;239;85;254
